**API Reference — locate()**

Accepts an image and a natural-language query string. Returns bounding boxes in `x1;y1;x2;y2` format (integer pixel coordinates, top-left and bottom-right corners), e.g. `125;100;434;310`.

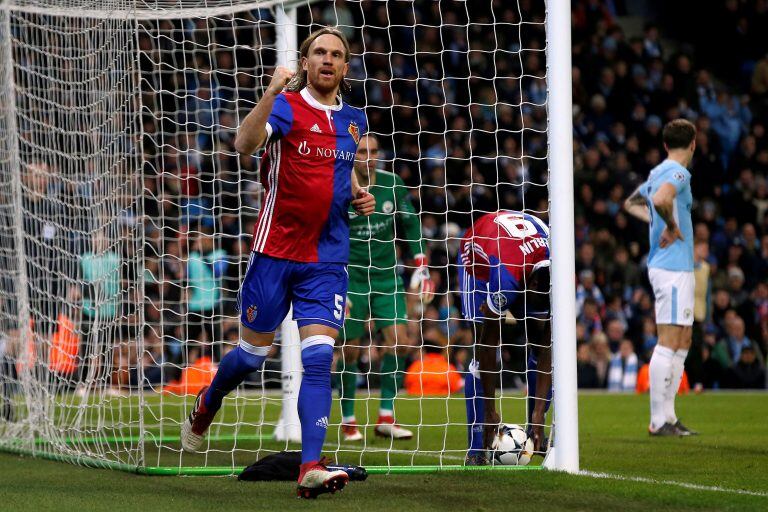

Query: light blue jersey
639;159;693;272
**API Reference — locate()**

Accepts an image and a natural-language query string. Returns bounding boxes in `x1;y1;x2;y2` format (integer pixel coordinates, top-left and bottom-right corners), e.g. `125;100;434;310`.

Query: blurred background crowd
5;0;767;398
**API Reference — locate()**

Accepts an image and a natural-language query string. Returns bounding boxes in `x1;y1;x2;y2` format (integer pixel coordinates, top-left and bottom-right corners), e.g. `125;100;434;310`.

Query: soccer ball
490;424;534;466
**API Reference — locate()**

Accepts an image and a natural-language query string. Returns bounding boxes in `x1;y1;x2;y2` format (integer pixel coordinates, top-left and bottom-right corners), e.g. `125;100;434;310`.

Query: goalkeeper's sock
337;359;358;422
526;353;553;426
298;338;334;464
664;348;688;424
379;353;405;416
649;345;674;431
204;342;268;413
464;366;485;455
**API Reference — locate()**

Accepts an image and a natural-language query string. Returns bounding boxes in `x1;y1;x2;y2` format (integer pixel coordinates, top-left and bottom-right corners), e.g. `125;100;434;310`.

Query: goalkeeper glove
409;253;435;304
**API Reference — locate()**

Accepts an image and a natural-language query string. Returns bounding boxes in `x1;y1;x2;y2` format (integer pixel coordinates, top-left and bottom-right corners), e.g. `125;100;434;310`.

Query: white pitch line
580;471;768;498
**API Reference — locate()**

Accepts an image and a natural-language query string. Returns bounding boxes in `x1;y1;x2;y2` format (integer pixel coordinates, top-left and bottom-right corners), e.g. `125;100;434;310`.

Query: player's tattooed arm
623;186;650;223
235;66;293;154
477;312;502;449
652;182;684;248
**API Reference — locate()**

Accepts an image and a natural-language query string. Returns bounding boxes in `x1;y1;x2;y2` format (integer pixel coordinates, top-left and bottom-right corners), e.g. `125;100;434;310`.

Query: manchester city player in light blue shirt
624;119;698;437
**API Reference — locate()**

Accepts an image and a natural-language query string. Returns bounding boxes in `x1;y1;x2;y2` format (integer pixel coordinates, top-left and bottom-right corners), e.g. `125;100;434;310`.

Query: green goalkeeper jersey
348;169;424;279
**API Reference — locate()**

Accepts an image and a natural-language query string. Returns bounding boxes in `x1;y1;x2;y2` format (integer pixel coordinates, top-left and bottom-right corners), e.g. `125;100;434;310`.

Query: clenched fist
266;66;294;96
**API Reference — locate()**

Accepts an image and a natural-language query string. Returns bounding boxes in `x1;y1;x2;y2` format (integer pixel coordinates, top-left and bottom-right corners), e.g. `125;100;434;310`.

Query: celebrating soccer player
458;210;552;465
624;119;698;437
180;27;375;498
337;133;434;442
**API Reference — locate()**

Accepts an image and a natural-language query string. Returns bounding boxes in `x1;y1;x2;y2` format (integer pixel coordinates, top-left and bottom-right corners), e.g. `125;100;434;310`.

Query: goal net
0;0;575;474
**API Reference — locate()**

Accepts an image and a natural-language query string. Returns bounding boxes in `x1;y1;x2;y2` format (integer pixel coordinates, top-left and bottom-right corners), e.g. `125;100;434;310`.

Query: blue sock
464;361;485;455
526;353;553;425
204;343;268;413
298;339;334;464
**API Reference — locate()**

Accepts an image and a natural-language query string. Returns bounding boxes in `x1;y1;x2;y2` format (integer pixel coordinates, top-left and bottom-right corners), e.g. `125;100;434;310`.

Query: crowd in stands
565;0;767;391
5;1;766;395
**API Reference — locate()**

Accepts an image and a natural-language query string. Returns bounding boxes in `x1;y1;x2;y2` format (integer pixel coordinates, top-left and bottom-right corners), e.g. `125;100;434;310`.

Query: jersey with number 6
460;211;550;314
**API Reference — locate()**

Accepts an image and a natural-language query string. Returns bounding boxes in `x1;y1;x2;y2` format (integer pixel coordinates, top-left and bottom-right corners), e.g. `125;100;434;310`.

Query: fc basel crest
348;121;360;144
491;292;508;310
246;305;258;323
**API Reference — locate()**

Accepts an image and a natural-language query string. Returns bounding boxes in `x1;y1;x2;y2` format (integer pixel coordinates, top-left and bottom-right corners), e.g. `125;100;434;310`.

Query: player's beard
309;66;343;96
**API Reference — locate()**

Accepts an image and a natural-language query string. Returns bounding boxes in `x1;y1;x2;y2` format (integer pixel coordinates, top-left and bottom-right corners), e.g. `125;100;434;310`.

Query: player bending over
181;27;375;498
624;118;698;437
458;210;552;465
338;133;434;442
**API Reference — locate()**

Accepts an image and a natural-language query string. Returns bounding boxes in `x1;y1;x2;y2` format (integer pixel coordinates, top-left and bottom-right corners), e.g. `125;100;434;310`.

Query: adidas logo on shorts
315;416;329;429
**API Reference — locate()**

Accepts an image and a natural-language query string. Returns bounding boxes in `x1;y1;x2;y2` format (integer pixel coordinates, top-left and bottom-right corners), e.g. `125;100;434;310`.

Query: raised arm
623;185;650;223
652;182;684;248
234;66;293;155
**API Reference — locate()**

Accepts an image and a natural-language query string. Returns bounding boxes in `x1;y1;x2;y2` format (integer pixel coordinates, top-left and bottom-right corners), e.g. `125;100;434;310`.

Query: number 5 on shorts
334;294;344;320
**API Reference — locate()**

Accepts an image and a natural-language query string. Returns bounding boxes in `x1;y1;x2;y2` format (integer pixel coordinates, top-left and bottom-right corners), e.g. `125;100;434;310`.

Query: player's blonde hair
285;27;352;94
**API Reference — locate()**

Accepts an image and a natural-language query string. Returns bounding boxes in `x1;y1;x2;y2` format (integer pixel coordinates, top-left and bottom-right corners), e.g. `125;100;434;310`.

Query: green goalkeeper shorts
341;271;407;341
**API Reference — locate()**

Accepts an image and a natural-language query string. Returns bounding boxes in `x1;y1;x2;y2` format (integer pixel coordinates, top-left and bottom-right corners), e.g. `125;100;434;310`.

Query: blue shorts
457;261;491;324
457;259;547;323
237;252;348;333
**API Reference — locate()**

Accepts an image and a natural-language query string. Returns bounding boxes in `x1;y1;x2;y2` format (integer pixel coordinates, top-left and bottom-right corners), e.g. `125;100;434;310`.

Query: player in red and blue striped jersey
181;27;375;498
457;211;553;465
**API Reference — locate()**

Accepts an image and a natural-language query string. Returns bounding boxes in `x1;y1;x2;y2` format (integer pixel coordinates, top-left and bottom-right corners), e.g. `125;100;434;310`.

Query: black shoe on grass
674;420;698;436
649;422;683;437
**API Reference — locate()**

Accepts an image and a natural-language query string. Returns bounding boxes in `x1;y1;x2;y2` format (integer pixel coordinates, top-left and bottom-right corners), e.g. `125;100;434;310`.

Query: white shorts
648;268;694;326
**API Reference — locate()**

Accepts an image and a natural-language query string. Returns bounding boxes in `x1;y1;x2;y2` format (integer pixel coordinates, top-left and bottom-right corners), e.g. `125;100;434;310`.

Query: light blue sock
204;342;268;413
298;338;334;464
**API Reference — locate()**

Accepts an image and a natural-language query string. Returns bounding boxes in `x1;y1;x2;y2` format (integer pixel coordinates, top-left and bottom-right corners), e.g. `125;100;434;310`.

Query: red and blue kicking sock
526;352;552;425
298;336;334;465
464;360;485;457
204;342;269;413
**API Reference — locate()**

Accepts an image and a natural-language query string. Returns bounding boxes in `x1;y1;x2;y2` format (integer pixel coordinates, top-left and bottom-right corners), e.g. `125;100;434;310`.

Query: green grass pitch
1;392;766;511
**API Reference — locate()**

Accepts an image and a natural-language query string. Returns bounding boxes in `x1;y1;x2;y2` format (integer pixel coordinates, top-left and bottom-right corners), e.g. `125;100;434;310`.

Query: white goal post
0;0;578;474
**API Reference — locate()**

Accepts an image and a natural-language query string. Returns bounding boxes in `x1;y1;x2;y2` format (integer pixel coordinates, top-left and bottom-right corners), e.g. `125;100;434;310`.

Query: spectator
604;318;626;353
576;269;605;313
77;231;121;390
701;325;724;389
726;267;752;322
403;343;463;396
689;240;712;391
607;339;639;392
751;52;768;115
604;295;629;332
21;162;64;342
640;317;658;360
577;297;604;339
589;332;611;388
724;343;766;389
713;316;765;372
186;228;228;362
698;88;752;167
576;342;600;388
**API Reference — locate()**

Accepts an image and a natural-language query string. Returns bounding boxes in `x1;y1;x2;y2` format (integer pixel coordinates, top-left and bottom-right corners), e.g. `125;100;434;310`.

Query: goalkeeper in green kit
338;134;434;441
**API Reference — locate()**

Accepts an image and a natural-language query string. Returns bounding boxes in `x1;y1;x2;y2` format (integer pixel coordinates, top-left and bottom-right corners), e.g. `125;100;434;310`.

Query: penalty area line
579;470;768;498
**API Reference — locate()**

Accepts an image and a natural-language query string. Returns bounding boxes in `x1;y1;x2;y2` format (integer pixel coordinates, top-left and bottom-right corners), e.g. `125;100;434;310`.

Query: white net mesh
0;0;552;472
